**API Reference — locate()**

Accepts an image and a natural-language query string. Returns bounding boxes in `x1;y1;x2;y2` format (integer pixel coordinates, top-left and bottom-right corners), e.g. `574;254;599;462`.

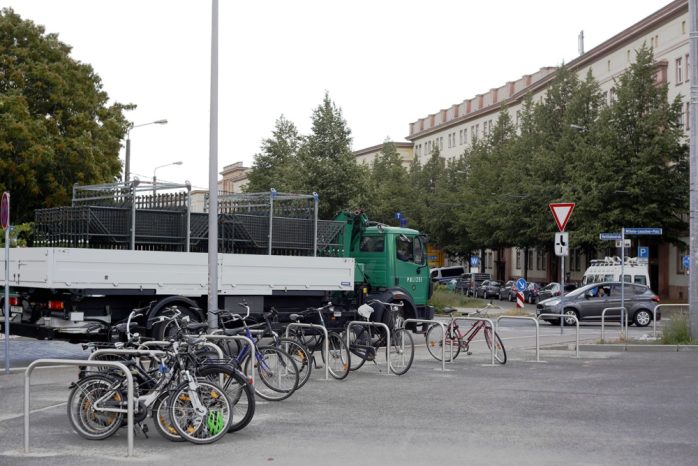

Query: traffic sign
1;192;9;229
683;255;690;270
549;203;575;232
516;278;527;292
470;256;480;267
624;227;662;235
638;246;649;259
615;239;631;248
554;232;569;256
600;232;622;241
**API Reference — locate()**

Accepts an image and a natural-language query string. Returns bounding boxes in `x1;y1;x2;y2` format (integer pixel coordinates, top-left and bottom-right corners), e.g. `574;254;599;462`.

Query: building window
676;57;683;84
686;54;690;82
440;137;443;150
464;128;468;145
607;60;611;72
515;249;521;269
459;130;463;145
683;20;687;35
609;88;616;104
527;250;533;271
575;249;582;272
686;101;690;130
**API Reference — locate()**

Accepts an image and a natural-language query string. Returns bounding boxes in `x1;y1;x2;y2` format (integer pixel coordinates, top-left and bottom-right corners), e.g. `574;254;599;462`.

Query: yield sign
549;203;575;232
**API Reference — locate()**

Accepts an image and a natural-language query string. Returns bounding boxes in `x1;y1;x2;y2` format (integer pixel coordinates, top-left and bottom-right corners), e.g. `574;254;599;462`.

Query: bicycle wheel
388;328;414;375
169;380;232;444
425;324;461;361
277;338;312;389
245;346;299;401
321;332;350;380
483;327;507;364
151;392;184;442
344;327;368;371
67;374;124;440
197;364;256;432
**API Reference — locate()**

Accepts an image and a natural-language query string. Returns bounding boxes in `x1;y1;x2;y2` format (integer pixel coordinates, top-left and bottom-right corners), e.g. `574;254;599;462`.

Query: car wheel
563;309;579;326
633;309;652;327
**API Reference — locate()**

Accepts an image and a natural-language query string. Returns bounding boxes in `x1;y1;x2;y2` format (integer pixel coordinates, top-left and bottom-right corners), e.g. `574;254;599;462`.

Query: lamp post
152;161;183;197
124;119;168;182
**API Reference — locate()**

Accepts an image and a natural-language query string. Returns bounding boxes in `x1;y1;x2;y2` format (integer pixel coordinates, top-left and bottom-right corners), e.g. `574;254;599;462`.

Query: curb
568;344;698;352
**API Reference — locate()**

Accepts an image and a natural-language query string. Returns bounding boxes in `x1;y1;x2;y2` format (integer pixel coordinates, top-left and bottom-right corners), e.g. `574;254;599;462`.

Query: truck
581;256;650;288
1;181;433;342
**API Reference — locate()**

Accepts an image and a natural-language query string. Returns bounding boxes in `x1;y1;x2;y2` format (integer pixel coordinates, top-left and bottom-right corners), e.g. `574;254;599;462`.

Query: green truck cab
336;211;434;328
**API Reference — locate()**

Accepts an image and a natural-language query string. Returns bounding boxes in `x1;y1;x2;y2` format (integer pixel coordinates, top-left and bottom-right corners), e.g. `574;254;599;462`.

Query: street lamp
124;119;168;182
153;161;183;197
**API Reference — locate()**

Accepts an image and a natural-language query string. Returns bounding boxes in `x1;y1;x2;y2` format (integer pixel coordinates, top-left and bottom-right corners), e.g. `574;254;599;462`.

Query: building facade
406;0;689;299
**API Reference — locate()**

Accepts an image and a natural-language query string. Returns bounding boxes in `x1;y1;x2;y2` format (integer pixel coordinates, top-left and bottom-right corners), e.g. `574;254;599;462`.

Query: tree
363;140;410;224
297;92;363;219
0;9;131;222
245;115;302;193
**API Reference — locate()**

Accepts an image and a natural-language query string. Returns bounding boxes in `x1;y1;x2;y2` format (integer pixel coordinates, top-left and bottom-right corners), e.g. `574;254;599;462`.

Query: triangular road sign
549;203;575;232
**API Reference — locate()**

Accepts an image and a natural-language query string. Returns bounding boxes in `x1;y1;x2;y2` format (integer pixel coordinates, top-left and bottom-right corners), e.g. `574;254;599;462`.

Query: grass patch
429;287;485;312
661;310;694;345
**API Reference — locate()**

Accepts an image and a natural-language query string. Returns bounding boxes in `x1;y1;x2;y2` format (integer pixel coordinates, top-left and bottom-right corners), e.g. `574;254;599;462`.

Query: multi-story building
405;0;689;299
353;142;415;168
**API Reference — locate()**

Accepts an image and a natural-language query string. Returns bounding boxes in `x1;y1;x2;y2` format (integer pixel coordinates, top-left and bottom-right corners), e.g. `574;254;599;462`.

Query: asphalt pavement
1;327;697;466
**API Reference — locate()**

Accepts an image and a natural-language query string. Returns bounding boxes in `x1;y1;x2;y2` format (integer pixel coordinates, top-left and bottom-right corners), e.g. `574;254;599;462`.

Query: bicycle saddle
358;304;374;319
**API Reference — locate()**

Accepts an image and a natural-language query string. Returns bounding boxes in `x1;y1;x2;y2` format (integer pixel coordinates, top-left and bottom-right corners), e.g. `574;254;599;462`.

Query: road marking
0;402;67;423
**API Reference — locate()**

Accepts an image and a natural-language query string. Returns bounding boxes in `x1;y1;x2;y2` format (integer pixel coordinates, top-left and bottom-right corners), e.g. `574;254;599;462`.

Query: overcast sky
7;0;671;190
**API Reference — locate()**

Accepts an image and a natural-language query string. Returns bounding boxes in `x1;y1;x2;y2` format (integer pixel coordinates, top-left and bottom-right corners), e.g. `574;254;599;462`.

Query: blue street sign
394;212;402;220
624;227;662;235
516;278;527;292
683;255;690;269
600;232;622;241
638;246;649;259
470;256;480;267
399;217;407;227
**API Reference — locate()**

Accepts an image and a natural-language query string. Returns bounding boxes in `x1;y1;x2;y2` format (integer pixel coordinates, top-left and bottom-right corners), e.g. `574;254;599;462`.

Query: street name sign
599;232;622;241
624;227;662;235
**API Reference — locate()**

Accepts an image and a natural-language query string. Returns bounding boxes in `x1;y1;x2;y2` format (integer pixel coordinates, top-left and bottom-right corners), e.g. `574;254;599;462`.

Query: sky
5;0;673;190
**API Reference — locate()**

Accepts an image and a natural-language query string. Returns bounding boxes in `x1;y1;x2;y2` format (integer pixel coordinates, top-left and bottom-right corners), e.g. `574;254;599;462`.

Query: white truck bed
0;248;355;296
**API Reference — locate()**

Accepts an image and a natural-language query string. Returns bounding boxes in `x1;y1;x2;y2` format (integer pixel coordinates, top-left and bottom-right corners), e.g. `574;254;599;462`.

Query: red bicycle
425;306;506;364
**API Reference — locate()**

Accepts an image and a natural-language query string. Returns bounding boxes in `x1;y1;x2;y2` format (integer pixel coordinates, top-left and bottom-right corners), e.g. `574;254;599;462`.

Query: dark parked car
538;282;579;301
523;282;541;304
536;282;660;327
476;280;502;299
498;280;517;301
446;277;470;295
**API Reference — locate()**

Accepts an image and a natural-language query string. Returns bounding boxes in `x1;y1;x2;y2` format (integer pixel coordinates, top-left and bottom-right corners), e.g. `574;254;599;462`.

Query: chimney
578;30;584;55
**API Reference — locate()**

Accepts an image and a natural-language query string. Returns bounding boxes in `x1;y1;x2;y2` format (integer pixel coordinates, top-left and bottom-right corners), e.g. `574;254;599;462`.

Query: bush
661;310;693;345
429;287;483;312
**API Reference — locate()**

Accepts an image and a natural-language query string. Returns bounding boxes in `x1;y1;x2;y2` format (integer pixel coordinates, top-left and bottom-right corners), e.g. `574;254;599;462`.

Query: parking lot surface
1;332;697;466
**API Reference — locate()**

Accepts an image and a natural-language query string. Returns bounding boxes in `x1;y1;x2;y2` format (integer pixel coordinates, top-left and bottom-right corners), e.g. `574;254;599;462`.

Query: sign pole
560;253;565;335
621;227;626;341
2;192;10;374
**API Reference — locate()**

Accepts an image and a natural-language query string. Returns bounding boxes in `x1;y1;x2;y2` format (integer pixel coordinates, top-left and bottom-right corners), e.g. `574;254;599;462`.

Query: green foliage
429;286;484;311
362;141;410;224
0;222;33;247
0;9;132;223
244;115;302;193
660;309;693;344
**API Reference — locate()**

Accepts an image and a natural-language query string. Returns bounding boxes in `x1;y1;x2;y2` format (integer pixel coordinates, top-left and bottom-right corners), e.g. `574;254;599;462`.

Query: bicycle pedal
467;351;473;356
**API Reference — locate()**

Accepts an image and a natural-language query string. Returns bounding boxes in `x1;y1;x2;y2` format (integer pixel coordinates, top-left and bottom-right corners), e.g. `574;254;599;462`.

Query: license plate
333;311;342;318
10;306;22;315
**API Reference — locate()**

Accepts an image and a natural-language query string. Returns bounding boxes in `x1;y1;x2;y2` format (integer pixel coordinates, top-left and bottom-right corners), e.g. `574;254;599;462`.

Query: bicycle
425;305;506;364
285;302;351;380
68;331;234;444
211;302;300;401
345;300;414;376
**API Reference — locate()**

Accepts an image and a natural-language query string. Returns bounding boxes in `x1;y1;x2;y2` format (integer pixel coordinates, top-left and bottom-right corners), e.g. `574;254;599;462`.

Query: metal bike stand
402;318;450;372
495;316;541;362
25;359;135;457
201;334;257;386
89;348;167;361
284;323;329;381
600;307;627;343
452;317;497;366
346;321;392;375
536;314;580;358
654;304;686;340
137;340;225;359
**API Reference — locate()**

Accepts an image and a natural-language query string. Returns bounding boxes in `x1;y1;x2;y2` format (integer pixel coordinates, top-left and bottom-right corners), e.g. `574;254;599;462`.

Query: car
498;280;517;301
538;282;579;301
535;281;660;327
476;280;502;299
446;277;470;295
523;282;541;304
430;266;466;283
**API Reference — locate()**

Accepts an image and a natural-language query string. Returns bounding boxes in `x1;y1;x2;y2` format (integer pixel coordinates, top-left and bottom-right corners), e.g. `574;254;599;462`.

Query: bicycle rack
284;323;329;381
600;307;628;343
200;335;257;386
25;359;135;457
654;304;686;340
495;316;541;362
402;318;450;372
452;316;497;366
536;314;580;358
345;321;393;375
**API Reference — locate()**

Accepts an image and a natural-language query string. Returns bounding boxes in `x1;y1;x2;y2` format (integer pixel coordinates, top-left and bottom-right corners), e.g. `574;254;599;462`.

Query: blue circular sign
516;278;527;292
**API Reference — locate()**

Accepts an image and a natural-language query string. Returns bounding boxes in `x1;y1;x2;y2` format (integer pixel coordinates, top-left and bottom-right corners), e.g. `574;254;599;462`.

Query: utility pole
690;0;698;339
